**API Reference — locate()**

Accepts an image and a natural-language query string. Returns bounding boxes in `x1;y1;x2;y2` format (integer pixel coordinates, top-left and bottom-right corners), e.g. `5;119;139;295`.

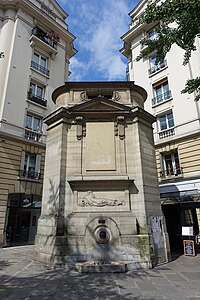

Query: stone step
76;260;152;273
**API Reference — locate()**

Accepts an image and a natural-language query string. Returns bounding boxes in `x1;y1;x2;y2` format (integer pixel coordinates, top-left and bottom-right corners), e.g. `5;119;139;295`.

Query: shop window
6;193;42;246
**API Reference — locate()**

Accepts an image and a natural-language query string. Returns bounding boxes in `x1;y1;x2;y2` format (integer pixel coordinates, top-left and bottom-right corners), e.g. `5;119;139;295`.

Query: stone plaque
86;122;116;171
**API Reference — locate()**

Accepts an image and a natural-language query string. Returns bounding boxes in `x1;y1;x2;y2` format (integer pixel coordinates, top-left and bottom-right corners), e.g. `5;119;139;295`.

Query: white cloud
58;0;136;81
86;0;130;80
68;56;90;81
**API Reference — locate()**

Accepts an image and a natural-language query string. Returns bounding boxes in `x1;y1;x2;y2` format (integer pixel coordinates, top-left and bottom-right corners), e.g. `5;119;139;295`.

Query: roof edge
52;81;147;103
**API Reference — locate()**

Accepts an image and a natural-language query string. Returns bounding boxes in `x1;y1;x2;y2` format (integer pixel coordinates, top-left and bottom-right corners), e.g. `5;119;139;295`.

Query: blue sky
57;0;139;81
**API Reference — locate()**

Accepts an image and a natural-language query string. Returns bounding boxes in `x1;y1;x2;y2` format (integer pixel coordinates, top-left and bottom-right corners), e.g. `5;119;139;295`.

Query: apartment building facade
0;0;76;246
121;0;200;252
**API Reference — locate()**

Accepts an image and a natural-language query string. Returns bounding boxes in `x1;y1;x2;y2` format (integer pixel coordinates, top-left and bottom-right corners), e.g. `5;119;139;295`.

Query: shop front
161;193;200;254
5;193;41;246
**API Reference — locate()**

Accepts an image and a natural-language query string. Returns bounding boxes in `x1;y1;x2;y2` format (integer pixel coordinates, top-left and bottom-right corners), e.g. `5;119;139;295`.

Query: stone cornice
52;81;147;104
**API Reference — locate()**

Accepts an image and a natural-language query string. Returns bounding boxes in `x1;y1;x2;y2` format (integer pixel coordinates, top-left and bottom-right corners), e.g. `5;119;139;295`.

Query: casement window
26;114;42;132
147;26;159;40
25;114;43;141
159;111;174;131
31;52;49;76
33;52;47;69
28;82;47;107
150;55;158;72
153;80;171;105
149;54;167;75
160;151;182;178
19;151;41;180
30;82;44;99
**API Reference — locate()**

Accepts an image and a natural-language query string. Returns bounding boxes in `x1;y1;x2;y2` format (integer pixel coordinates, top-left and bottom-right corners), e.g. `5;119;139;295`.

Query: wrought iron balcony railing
19;170;40;180
149;60;167;75
31;61;49;76
152;90;172;106
31;27;58;50
27;92;47;107
160;167;183;179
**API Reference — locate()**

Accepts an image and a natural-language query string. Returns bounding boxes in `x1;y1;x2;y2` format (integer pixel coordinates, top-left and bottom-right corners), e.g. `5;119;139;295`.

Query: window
160;151;182;178
28;82;47;107
152;79;172;106
149;54;167;75
181;210;194;226
19;152;41;180
25;114;43;141
150;55;157;72
26;114;42;131
33;52;47;69
30;82;44;99
31;52;49;76
147;26;159;40
159;112;174;131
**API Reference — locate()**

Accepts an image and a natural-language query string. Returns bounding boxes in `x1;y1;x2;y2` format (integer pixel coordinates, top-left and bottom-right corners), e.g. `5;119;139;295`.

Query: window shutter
35;154;41;179
20;151;26;170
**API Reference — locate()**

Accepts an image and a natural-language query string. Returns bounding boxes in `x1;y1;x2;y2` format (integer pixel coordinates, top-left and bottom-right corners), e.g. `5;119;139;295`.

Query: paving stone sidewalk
0;245;200;300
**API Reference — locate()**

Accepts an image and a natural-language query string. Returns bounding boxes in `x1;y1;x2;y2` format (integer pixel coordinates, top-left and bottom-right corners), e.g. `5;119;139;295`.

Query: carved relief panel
72;189;130;212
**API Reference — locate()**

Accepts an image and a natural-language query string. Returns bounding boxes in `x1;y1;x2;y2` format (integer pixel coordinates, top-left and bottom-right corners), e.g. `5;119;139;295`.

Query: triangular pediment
69;97;131;113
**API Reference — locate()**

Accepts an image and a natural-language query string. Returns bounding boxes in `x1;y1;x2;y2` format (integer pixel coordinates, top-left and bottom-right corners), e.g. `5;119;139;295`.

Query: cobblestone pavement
0;246;200;300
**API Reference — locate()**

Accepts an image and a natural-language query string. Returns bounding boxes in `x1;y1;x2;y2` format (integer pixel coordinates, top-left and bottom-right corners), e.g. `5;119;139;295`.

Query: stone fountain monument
35;81;169;272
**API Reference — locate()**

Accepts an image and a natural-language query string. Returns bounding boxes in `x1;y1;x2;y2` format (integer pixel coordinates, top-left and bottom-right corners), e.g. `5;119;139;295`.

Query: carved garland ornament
75;116;86;140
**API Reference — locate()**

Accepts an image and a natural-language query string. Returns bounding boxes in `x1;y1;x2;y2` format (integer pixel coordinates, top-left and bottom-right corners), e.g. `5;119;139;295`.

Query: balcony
149;60;167;75
152;90;172;106
160;167;183;180
159;127;175;139
27;92;47;107
19;170;40;180
25;128;42;142
32;27;58;49
31;60;49;76
30;27;58;57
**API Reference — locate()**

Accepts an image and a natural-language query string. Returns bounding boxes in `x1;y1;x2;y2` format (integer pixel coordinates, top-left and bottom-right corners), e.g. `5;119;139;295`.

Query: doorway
5;193;41;246
162;203;199;254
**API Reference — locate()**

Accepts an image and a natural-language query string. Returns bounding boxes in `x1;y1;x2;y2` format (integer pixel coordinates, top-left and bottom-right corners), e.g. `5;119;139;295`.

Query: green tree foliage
136;0;200;101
